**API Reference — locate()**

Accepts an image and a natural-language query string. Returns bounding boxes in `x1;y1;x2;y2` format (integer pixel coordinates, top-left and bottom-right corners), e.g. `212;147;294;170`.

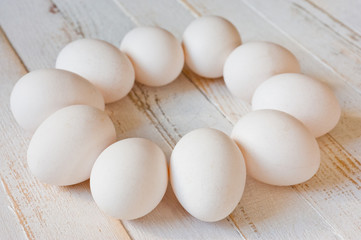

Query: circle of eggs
10;69;104;132
182;16;242;78
27;105;116;186
90;138;168;220
170;128;246;222
120;27;184;87
56;39;135;103
252;73;341;137
224;41;300;102
231;109;320;186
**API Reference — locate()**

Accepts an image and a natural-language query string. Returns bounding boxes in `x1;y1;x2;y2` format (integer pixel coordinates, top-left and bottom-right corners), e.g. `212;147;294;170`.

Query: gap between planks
111;0;357;238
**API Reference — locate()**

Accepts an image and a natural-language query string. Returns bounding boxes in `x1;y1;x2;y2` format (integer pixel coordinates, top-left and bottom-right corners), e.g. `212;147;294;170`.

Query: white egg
224;41;300;102
10;69;104;133
90;138;168;220
170;128;246;222
120;27;184;87
182;16;241;78
252;73;341;137
27;105;116;186
56;39;135;103
231;110;320;186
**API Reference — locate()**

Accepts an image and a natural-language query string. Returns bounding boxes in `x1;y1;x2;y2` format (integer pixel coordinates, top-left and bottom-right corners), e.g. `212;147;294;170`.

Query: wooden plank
241;0;361;94
307;0;361;37
0;29;28;240
0;0;243;239
41;0;356;239
1;0;360;239
0;27;132;240
113;0;361;238
174;0;361;239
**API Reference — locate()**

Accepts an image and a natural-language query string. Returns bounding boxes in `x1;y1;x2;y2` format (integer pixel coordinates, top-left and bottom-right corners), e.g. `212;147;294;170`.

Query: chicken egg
231;110;320;186
90;138;168;220
120;27;184;87
27;105;116;186
252;73;341;137
224;41;300;102
182;16;241;78
10;69;104;133
56;39;135;103
170;128;246;222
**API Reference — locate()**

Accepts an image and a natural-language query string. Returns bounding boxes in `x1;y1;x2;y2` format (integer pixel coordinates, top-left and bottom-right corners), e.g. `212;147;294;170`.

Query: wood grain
0;0;360;239
0;0;242;239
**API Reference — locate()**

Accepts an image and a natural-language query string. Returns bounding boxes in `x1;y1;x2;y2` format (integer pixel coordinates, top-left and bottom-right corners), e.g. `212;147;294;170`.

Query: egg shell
223;41;300;102
170;128;246;222
56;39;135;103
182;16;241;78
10;69;104;133
27;105;116;186
231;110;320;186
120;27;184;87
252;73;341;137
90;138;168;220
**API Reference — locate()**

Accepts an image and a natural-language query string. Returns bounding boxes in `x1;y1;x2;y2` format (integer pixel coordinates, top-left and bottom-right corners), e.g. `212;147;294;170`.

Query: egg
182;16;241;78
231;110;320;186
170;128;246;222
56;39;135;103
27;105;116;186
10;69;104;132
120;27;184;87
252;73;341;137
223;41;300;102
90;138;168;220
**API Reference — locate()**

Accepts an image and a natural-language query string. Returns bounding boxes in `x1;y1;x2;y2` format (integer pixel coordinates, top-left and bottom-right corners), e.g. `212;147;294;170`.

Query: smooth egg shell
27;105;116;186
90;138;168;220
170;128;246;222
224;41;300;102
182;16;241;78
120;27;184;87
231;110;320;186
252;73;341;137
10;69;104;132
56;39;135;103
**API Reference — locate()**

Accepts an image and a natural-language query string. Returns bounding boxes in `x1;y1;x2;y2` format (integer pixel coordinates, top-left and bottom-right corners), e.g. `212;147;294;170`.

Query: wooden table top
1;0;360;239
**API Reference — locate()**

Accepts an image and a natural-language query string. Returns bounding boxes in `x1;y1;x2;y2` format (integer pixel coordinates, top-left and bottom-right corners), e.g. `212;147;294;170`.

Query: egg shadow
121;183;241;239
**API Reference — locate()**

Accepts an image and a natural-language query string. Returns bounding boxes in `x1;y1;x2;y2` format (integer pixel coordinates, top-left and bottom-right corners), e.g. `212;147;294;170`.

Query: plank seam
292;2;361;56
291;184;345;240
0;175;32;240
303;0;361;42
0;27;29;72
240;0;361;97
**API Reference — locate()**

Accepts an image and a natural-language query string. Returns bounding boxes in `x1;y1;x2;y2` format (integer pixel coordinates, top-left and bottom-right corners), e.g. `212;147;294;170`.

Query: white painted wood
0;0;242;239
0;0;360;239
0;28;132;240
241;0;361;94
0;30;29;240
111;0;361;239
308;0;361;36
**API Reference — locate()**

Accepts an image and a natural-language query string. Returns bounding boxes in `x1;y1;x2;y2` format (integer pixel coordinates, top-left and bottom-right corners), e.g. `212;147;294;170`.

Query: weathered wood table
1;0;360;239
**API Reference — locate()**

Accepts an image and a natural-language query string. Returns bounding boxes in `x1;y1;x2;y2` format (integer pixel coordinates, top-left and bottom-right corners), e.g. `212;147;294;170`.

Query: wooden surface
0;0;360;239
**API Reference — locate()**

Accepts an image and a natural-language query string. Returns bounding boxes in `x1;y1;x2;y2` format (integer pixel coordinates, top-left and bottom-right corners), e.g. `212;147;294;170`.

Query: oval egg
56;39;135;103
90;138;168;220
170;128;246;222
120;27;184;87
252;73;341;137
231;109;320;186
223;41;300;102
182;16;242;78
10;69;104;132
27;105;116;186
